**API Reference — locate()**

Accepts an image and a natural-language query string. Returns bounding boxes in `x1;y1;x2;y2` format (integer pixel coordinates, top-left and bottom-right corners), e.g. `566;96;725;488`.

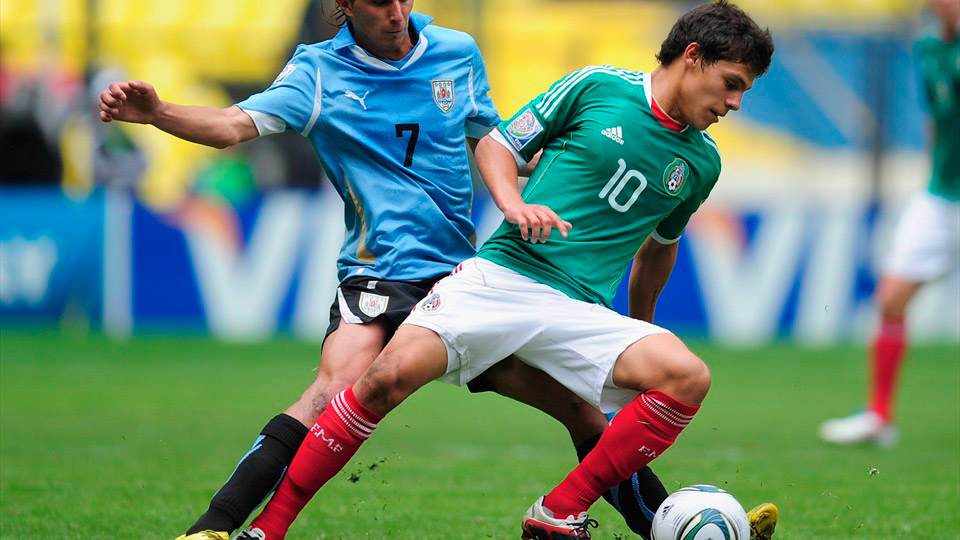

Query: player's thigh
354;324;451;414
476;356;610;443
318;318;391;383
312;274;442;389
286;319;391;423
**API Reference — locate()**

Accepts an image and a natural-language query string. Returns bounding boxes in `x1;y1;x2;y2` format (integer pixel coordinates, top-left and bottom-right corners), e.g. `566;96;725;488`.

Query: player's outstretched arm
628;237;679;322
97;80;259;149
475;135;571;243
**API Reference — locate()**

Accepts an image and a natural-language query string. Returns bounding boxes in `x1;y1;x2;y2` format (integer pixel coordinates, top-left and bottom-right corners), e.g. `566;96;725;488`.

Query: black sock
576;434;668;540
185;414;309;535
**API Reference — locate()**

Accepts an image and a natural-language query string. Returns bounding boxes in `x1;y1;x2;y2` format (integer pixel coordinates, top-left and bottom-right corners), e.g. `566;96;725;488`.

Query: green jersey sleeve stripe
534;65;608;111
534;69;583;109
536;66;643;118
700;131;719;154
536;66;644;119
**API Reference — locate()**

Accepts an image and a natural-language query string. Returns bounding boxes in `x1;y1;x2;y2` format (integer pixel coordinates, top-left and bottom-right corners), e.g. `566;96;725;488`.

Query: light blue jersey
237;13;500;282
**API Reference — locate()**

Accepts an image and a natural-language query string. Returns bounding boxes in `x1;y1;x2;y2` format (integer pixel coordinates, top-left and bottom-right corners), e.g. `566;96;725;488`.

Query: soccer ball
650;484;750;540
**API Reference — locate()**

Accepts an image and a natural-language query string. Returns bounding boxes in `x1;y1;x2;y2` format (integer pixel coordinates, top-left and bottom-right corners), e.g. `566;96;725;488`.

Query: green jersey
478;66;721;308
916;31;960;201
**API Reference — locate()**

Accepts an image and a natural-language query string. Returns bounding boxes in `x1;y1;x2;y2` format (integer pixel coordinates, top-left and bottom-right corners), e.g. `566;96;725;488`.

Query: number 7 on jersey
395;123;420;167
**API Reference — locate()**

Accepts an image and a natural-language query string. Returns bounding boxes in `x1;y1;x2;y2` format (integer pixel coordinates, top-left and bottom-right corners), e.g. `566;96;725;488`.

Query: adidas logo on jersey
602;126;624;144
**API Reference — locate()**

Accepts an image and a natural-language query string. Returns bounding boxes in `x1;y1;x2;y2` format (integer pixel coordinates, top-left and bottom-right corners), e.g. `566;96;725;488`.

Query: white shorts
403;258;671;413
885;192;960;282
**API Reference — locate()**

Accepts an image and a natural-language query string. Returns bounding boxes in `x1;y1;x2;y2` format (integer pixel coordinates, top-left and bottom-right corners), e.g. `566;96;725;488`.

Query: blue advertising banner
2;187;957;345
0;189;104;323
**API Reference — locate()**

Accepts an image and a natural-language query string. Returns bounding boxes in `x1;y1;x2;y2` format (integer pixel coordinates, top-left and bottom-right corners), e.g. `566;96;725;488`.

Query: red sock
248;386;382;538
868;318;906;422
543;390;699;519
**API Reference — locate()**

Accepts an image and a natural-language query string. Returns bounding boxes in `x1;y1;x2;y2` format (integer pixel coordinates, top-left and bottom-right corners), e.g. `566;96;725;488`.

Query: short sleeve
236;45;320;136
653;181;718;243
493;66;603;163
465;39;500;139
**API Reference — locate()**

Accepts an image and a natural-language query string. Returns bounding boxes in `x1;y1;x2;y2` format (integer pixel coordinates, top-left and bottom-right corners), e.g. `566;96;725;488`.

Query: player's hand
502;203;572;243
98;80;163;124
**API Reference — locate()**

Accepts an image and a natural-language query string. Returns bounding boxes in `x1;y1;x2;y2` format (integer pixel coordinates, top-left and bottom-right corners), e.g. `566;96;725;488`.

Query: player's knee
665;353;711;404
358;355;417;411
877;294;908;320
305;381;351;419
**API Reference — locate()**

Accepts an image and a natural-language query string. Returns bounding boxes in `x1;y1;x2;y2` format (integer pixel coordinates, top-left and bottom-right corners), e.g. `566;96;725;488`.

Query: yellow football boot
174;531;229;540
747;502;779;540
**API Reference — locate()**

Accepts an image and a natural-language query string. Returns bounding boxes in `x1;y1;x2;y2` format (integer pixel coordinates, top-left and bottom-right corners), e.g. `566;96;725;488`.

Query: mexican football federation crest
431;79;455;113
418;292;442;312
359;292;389;318
662;158;688;196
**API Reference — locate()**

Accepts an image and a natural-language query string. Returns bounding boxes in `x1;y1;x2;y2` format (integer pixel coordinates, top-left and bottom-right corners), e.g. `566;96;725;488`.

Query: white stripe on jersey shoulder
348;32;429;71
536;66;643;119
301;67;323;136
468;64;478;118
537;65;643;119
241;109;287;136
489;128;528;170
700;131;721;157
641;73;654;108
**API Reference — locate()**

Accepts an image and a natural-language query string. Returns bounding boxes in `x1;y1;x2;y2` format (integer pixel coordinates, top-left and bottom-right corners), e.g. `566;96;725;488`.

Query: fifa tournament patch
419;292;442;313
270;64;297;87
431;79;455;113
504;108;543;151
662;158;689;196
359;292;389;317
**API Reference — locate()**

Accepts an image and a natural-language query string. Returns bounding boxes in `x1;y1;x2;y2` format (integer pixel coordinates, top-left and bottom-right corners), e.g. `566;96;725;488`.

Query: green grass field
1;332;958;539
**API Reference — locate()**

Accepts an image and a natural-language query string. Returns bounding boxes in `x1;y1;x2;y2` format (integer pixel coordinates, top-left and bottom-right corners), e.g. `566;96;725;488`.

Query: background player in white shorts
237;3;777;539
820;0;960;448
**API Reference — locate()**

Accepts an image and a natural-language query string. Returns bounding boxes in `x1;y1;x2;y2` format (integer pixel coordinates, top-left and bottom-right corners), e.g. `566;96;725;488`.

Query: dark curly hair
656;1;774;77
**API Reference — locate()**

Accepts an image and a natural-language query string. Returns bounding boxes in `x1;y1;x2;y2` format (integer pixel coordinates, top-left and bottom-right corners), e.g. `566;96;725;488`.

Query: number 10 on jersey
599;158;648;212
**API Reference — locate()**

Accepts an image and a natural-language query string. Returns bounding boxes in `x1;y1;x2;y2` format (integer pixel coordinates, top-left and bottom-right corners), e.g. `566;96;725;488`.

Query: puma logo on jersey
602;126;624;145
344;90;370;110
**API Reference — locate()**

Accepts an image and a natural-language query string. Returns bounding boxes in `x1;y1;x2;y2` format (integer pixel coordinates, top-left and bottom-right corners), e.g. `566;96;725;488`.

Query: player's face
680;60;755;131
341;0;414;60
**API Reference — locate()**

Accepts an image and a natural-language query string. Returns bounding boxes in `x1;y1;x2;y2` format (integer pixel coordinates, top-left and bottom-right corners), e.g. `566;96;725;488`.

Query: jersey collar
641;73;687;132
332;12;433;71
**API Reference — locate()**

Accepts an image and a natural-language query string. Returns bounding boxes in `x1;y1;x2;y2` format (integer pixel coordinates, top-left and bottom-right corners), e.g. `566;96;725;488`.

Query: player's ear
336;0;354;18
682;42;702;68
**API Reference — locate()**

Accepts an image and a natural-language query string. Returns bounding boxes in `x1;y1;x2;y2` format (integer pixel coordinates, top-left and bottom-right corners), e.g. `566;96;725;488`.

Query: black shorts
325;274;446;341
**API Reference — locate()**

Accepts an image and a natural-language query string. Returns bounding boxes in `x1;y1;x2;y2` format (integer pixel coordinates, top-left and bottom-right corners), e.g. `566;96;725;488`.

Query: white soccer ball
650;484;750;540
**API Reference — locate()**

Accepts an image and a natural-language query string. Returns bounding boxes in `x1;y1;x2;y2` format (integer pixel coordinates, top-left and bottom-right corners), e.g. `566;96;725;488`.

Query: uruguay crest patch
662;158;688;195
504;108;543;151
359;292;389;318
432;79;455;113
